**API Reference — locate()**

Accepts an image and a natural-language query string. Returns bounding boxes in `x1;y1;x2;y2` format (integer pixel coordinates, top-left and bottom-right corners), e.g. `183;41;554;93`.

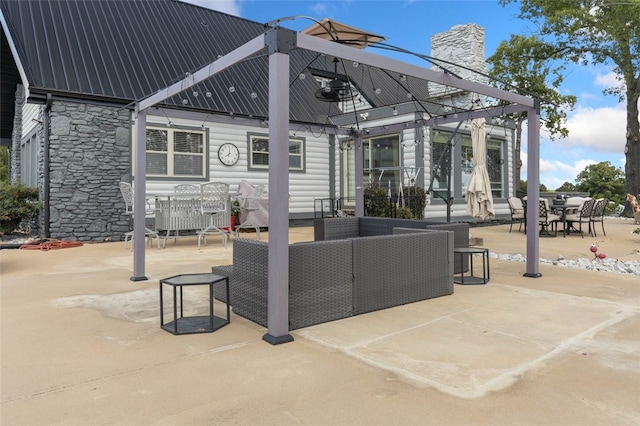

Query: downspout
43;93;52;238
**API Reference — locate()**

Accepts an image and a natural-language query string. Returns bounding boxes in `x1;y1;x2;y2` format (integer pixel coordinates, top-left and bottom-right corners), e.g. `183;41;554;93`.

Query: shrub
401;186;427;219
0;182;41;234
395;206;414;219
364;183;392;217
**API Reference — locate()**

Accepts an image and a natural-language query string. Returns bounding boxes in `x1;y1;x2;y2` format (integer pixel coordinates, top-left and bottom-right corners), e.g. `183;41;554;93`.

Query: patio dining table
150;192;232;247
550;203;580;237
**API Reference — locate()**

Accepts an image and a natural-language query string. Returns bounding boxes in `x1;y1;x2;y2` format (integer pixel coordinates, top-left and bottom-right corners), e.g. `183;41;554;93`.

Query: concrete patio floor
1;219;639;425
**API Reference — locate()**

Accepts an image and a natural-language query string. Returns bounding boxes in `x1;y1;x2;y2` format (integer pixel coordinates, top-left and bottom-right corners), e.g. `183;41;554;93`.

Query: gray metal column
524;100;541;278
354;130;365;217
132;108;148;281
263;28;294;345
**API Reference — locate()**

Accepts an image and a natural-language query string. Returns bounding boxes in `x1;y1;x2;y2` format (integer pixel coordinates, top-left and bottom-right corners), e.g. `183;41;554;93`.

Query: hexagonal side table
160;273;230;335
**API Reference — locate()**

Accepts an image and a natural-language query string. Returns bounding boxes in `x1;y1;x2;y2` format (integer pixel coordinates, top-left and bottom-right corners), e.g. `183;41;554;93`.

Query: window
341;134;401;204
431;129;505;200
430;131;452;199
364;135;400;195
248;133;305;171
486;138;504;197
20;131;39;187
145;126;206;178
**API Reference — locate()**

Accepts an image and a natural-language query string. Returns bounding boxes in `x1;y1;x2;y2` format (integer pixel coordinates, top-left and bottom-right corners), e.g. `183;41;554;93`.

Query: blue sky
184;0;629;190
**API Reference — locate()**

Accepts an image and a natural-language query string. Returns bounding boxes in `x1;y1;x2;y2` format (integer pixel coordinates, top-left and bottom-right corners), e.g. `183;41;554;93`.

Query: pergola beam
424;104;529;126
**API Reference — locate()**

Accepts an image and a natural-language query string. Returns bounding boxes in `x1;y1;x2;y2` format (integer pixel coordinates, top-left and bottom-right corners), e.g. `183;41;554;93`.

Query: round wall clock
218;143;240;166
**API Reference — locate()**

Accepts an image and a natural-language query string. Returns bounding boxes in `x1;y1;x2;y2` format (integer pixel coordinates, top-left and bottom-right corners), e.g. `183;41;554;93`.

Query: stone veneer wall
10;85;24;184
48;101;131;241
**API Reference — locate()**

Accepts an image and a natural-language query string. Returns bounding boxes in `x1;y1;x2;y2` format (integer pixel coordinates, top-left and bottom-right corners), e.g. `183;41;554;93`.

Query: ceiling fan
314;58;356;103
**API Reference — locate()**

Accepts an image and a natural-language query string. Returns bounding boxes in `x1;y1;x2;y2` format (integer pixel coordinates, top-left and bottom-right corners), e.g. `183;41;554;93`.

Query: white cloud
311;2;330;17
562;105;627;153
521;151;598;189
182;0;241;16
579;91;600;101
594;70;624;91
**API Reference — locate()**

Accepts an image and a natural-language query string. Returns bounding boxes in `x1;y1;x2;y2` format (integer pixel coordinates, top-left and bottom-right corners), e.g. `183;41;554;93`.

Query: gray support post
355;131;365;217
131;108;148;281
415;118;425;189
524;101;541;278
328;134;336;202
263;29;294;345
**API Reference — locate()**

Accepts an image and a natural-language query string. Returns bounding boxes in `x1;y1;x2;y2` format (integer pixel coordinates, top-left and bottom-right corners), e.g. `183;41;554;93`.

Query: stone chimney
429;23;488;105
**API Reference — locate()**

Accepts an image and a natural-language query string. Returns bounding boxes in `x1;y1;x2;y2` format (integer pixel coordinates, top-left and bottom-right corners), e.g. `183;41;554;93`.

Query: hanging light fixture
314;58;356;103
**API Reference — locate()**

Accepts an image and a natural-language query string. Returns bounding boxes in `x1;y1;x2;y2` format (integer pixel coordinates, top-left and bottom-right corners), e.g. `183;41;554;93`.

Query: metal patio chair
590;198;607;237
173;184;199;196
118;182;159;249
538;199;560;237
565;198;595;238
507;196;525;232
196;182;230;249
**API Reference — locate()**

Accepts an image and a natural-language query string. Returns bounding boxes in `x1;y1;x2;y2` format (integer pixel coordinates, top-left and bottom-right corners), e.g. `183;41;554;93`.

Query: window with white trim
248;133;305;171
145;126;207;178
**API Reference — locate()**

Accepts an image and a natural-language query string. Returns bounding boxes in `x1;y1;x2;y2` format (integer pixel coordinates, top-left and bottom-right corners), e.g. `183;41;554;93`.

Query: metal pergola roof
132;25;543;344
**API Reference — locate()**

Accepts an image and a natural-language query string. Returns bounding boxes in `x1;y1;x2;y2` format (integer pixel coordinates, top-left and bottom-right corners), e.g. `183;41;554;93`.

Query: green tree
556;181;576;192
575;161;625;205
500;0;640;197
0;147;8;183
487;35;577;189
519;180;527;193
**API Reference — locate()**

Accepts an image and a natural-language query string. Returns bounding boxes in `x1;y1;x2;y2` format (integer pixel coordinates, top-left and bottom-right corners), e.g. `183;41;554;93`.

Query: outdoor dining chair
173;184;199;197
538;199;560;237
234;184;266;239
197;182;230;249
507;196;525;232
565;198;595;238
118;182;160;249
590;198;607;237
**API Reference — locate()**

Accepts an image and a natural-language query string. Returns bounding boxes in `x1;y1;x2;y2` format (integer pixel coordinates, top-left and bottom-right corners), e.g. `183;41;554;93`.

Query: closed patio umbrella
466;117;495;220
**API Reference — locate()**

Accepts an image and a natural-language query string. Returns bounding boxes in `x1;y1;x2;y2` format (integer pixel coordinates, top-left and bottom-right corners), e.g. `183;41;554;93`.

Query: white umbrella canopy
466;117;495;220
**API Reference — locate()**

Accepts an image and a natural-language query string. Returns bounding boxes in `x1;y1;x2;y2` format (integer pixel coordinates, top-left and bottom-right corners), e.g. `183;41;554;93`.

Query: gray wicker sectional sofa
314;217;470;273
214;226;454;331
